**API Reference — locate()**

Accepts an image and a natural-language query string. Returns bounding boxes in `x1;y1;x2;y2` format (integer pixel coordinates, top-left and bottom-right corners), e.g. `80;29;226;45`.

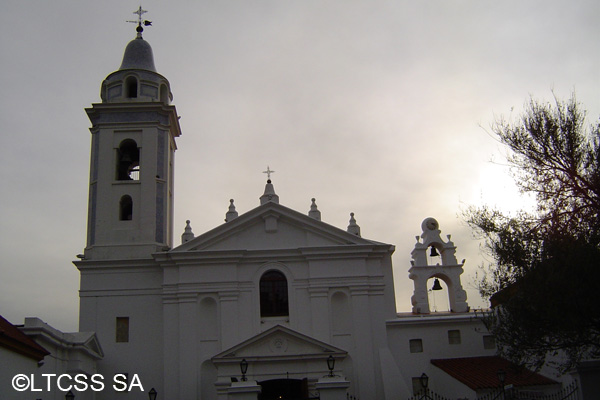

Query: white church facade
6;15;574;400
73;22;507;399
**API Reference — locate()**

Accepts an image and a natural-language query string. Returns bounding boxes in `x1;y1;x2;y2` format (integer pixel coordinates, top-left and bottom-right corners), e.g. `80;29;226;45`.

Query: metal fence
408;389;453;400
477;381;578;400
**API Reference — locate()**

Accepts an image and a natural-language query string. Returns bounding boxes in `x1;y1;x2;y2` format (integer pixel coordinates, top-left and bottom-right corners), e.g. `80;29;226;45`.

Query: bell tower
83;18;181;260
408;217;469;314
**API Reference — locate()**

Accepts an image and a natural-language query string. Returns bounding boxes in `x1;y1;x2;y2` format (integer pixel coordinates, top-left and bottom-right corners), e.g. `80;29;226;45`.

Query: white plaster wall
429;364;478;399
0;348;39;400
387;315;495;397
79;265;163;400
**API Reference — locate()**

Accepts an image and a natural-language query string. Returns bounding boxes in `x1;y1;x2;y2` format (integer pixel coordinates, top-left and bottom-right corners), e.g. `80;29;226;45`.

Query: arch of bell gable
427;272;454;290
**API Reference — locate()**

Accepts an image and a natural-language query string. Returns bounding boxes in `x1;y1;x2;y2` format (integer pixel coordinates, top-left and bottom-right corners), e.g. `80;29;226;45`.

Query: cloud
1;1;598;330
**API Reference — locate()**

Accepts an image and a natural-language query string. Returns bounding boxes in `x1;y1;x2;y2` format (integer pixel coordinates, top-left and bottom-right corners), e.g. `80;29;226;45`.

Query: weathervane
127;6;152;35
263;166;275;181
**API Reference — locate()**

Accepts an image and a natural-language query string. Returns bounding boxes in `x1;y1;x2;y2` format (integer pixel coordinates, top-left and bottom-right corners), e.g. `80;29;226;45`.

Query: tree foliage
464;94;600;373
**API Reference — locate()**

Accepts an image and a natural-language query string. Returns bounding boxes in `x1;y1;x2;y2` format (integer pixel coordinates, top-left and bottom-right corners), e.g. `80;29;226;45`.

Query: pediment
83;335;104;359
69;332;104;359
213;325;346;362
172;202;383;253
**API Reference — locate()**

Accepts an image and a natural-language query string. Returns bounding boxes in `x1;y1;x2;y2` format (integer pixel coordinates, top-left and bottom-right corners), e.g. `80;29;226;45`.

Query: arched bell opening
426;275;450;312
116;139;140;181
426;243;442;266
124;76;138;98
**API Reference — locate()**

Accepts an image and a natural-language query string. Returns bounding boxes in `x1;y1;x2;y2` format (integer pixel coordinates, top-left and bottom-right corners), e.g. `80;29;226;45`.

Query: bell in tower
83;11;182;260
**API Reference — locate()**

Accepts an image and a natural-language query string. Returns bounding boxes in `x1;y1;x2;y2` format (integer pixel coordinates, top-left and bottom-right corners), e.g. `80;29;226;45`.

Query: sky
0;1;598;332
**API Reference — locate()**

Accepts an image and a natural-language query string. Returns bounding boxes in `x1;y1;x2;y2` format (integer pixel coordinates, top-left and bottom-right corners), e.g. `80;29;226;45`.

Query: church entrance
258;378;310;400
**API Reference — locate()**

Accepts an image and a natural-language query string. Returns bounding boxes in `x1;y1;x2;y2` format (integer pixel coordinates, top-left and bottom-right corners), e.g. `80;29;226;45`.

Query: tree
464;93;600;373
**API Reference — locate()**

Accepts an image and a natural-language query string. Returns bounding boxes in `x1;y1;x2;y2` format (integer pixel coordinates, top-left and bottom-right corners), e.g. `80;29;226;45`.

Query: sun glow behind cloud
473;161;537;215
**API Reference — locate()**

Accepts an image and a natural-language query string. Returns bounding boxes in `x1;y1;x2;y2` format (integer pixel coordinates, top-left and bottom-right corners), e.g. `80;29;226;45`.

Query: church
6;11;580;400
74;20;477;399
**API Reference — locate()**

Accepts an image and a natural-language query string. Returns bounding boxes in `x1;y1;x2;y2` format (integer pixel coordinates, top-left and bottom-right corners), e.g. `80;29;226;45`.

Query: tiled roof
0;315;49;361
490;283;519;308
431;356;558;390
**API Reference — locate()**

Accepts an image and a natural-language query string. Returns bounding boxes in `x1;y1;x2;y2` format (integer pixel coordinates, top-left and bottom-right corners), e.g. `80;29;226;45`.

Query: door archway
258;378;308;400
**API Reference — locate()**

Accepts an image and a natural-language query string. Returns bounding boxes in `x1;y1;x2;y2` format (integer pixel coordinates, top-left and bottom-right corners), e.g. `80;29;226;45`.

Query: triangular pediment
83;334;104;359
68;332;104;359
172;202;386;253
213;325;347;362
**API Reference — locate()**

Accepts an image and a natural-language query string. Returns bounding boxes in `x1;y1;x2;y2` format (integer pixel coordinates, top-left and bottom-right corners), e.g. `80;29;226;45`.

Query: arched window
116;139;140;180
260;270;289;317
119;195;133;221
125;76;138;98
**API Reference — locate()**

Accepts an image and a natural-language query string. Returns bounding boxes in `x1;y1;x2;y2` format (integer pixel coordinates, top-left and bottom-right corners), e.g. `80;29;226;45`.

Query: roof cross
262;166;275;180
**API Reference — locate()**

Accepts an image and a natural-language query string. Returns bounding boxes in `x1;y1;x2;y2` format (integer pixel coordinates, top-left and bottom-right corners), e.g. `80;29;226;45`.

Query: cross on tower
262;166;275;180
133;6;147;22
127;6;152;31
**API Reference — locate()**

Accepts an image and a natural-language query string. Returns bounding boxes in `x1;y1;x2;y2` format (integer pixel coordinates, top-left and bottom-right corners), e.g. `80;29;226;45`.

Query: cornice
85;101;181;136
386;312;484;327
155;244;392;267
74;257;159;272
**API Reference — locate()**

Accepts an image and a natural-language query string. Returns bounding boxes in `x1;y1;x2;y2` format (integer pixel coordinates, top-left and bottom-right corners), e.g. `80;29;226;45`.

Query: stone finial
225;199;239;222
260;179;279;205
347;212;361;237
181;220;194;244
308;198;321;221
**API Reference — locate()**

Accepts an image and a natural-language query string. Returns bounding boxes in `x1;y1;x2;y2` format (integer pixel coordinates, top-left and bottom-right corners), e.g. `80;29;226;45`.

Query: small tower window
260;270;289;317
125;76;138;98
116;139;140;180
160;84;169;104
116;317;129;342
119;195;133;221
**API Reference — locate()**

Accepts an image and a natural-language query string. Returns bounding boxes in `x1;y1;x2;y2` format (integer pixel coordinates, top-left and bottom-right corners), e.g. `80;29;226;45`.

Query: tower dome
118;36;157;72
100;26;172;104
